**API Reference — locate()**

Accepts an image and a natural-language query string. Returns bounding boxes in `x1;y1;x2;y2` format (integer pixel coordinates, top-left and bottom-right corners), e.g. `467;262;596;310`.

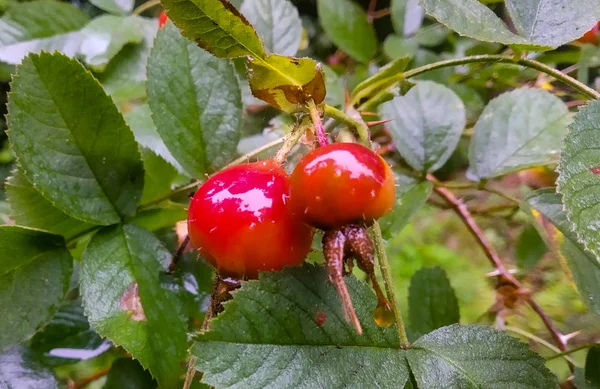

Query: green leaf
317;0;377;62
0;0;89;64
351;56;410;105
96;18;158;102
123;104;182;172
8;52;144;225
246;54;326;113
383;35;418;60
468;88;569;180
505;0;600;48
0;345;59;388
140;149;178;204
104;358;158;388
29;299;105;366
192;265;411;388
147;23;242;176
379;175;432;240
557;99;600;261
90;0;134;15
0;0;88;45
418;0;549;51
413;24;450;47
585;345;600;387
0;226;72;351
408;267;459;337
79;15;145;72
380;81;466;172
80;224;187;388
161;0;265;59
515;225;548;271
448;83;484;124
6;168;94;240
575;367;597;389
406;324;559;388
524;189;600;316
240;0;302;56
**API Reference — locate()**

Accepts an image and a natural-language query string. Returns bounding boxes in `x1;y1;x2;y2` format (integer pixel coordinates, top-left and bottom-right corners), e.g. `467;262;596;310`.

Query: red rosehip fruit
158;11;168;28
578;22;600;45
290;143;395;230
187;160;314;279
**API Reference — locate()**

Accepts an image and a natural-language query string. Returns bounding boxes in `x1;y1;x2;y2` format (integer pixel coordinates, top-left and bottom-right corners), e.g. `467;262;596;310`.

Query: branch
427;174;571;361
428;175;520;286
358;54;600;111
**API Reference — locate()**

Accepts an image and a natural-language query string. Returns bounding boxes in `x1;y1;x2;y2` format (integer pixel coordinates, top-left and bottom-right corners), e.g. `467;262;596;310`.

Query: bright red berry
158;11;168;28
290;142;395;230
578;22;600;45
187;161;314;279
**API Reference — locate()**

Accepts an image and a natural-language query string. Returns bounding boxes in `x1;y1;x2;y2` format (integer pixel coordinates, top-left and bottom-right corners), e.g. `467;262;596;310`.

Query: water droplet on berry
373;300;394;327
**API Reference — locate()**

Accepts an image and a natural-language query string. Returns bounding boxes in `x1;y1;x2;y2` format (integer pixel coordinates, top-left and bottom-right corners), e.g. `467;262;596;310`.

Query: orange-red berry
187;161;314;279
290;143;395;230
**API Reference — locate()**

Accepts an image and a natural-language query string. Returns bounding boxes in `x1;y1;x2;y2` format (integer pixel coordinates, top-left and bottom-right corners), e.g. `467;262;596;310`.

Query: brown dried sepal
322;224;391;335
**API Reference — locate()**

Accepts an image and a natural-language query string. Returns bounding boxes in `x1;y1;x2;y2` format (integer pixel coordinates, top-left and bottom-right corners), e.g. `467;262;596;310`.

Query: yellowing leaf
246;54;326;113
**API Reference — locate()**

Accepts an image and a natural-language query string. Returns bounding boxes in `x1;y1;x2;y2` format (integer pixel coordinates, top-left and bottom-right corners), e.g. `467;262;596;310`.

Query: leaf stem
324;104;371;145
132;0;161;15
307;100;328;147
545;343;598;361
482;186;520;204
358;54;600;111
183;356;198;389
138;181;202;211
273;118;310;164
505;326;578;366
225;137;285;168
370;222;409;346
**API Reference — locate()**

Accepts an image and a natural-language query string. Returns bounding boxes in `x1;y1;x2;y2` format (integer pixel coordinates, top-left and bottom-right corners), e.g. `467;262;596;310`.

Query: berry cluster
187;142;395;333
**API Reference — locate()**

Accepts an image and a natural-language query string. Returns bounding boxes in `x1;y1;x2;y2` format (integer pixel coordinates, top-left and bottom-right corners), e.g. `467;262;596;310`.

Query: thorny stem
358;54;600;112
370;223;409;346
528;300;569;354
307;99;328;147
324;104;371;145
429;175;520;285
132;0;161;15
273;118;310;164
428;174;572;367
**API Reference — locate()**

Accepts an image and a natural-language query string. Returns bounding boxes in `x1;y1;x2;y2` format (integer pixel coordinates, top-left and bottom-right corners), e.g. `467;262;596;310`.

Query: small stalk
324;104;371;146
307;99;328;147
274;118;310;164
370;223;409;346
